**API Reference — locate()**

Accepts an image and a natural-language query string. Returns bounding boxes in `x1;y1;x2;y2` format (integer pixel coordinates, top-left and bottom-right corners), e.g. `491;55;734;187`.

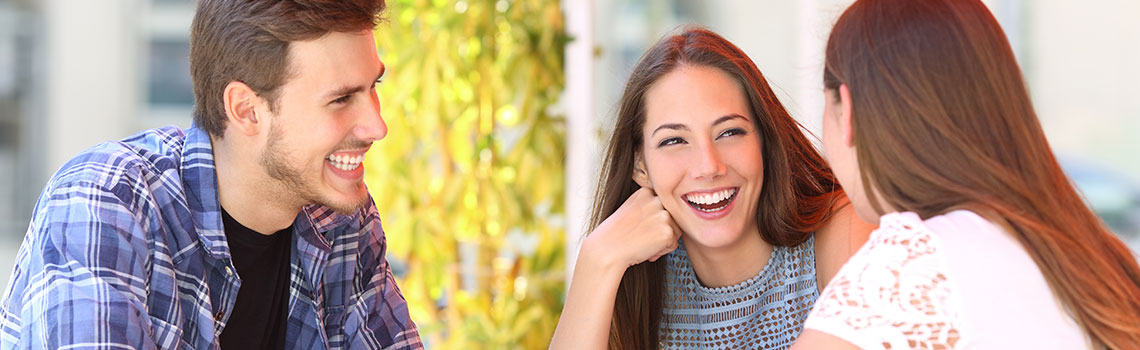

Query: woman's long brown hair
823;0;1140;348
593;28;844;349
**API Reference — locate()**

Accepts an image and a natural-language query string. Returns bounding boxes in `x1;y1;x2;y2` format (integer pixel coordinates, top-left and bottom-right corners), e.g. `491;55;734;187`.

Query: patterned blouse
660;235;818;349
804;211;1087;349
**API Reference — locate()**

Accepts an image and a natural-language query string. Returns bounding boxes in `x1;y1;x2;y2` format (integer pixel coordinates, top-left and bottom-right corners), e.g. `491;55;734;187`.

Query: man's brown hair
190;0;387;137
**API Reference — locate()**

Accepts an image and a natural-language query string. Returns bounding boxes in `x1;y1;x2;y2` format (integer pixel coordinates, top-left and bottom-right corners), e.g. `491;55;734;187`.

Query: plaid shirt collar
181;127;356;257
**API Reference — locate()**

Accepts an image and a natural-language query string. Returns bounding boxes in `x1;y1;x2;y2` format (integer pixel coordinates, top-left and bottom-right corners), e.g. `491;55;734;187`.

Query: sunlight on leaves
365;0;569;348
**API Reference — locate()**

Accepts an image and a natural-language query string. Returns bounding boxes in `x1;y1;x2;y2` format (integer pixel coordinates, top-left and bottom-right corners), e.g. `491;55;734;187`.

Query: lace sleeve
803;212;962;350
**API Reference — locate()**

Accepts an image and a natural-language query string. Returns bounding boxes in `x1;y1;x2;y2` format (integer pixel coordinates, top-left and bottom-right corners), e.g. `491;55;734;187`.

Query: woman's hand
550;188;681;350
582;187;682;269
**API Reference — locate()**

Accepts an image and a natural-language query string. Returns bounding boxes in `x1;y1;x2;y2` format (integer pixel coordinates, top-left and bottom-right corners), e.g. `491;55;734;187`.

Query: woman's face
637;65;764;250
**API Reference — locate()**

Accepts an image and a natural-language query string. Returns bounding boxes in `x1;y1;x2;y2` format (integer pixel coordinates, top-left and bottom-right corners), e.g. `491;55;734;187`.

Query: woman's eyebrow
712;114;747;126
651;123;688;137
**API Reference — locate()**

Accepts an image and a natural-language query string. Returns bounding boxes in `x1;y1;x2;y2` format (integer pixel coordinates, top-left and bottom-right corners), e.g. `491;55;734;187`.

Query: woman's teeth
326;154;363;171
685;188;737;212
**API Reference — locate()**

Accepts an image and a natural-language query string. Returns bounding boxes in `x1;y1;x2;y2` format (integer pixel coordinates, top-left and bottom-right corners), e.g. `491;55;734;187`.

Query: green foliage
364;0;569;347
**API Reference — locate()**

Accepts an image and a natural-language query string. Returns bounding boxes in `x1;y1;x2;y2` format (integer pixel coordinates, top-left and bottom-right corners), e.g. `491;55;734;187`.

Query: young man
0;0;421;348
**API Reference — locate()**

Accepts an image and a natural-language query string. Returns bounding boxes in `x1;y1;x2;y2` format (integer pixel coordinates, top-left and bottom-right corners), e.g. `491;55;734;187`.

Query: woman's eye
332;95;351;105
658;137;685;148
718;128;746;139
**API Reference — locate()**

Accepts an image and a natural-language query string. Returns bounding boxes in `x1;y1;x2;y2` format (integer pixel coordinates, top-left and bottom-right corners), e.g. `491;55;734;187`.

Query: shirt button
224;266;233;276
215;310;224;320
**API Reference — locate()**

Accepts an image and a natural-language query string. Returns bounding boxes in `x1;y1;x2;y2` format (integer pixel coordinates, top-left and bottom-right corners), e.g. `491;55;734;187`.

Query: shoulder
813;200;874;288
28;126;192;260
11;131;187;302
831;212;949;281
46;126;187;202
803;212;963;350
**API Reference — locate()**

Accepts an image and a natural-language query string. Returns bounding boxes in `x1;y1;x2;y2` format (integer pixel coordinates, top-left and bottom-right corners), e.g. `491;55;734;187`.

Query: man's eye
657;137;685;148
332;95;351;104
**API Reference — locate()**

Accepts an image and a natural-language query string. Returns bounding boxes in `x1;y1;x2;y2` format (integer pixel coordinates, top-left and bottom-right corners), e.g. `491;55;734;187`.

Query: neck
682;226;772;288
212;135;301;235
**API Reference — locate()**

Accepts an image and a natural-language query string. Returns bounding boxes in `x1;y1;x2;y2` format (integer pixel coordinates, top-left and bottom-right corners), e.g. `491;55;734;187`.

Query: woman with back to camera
792;0;1140;349
549;28;874;349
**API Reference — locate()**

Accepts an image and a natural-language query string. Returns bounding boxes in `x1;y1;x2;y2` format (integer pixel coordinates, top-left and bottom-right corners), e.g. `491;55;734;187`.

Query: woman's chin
681;227;744;251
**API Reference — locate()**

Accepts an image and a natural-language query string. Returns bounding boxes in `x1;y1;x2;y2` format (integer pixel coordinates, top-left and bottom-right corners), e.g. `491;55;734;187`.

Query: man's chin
318;192;370;215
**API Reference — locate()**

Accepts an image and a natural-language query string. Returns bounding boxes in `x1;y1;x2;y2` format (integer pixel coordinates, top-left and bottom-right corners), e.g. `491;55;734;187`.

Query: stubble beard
260;122;369;216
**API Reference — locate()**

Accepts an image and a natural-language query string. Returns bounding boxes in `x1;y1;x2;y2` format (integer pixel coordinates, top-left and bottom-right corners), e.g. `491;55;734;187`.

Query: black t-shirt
218;208;292;349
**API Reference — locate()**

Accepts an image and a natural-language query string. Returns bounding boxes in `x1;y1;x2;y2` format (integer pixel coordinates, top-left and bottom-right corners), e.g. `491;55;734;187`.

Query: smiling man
0;0;421;349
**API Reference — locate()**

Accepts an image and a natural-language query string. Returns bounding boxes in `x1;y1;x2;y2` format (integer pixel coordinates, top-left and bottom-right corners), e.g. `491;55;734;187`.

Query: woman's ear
223;81;266;137
838;84;855;147
632;152;652;189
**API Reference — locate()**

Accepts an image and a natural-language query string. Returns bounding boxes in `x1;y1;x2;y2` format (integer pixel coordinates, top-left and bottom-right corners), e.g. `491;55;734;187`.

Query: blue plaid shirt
0;126;422;349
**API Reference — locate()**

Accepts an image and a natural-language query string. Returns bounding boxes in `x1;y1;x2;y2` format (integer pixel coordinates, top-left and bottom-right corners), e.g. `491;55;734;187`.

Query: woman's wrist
575;236;628;283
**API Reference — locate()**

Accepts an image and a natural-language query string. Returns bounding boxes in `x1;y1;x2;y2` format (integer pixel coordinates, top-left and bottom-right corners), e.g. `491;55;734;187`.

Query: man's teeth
326;154;364;171
685;188;737;205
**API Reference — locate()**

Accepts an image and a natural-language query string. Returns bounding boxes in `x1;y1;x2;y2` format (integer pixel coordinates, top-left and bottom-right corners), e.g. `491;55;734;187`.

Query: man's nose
356;92;387;142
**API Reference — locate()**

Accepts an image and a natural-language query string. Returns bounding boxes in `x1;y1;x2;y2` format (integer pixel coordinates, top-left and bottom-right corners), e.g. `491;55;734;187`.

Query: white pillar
43;0;138;177
563;0;595;286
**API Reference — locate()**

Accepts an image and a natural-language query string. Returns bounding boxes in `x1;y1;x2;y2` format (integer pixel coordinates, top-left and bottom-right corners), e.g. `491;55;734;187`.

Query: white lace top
804;210;1088;349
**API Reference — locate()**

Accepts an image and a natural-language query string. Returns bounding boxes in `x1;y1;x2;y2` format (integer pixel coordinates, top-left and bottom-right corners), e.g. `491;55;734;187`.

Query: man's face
257;30;387;214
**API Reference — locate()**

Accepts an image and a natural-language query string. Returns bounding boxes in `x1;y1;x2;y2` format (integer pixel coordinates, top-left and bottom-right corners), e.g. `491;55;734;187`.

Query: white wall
43;0;140;178
1026;0;1140;179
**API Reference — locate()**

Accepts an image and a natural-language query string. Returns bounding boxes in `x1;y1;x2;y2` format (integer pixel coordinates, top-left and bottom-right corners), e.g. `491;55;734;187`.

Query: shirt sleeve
353;206;423;350
803;212;963;350
372;254;423;350
0;180;159;349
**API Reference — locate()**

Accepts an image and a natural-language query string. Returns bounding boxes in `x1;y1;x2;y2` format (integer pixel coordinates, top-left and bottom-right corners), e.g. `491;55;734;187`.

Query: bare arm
813;199;875;289
549;188;681;350
789;329;861;350
548;240;627;350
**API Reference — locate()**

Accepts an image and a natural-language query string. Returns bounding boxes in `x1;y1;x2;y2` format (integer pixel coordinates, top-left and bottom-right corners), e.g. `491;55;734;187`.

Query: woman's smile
683;187;739;218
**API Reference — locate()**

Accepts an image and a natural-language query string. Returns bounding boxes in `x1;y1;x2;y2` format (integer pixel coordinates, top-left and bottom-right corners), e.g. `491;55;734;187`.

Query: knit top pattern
659;235;818;350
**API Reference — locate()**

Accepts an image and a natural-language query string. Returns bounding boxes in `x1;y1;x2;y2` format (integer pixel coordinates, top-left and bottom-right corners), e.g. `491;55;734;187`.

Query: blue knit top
659;235;818;350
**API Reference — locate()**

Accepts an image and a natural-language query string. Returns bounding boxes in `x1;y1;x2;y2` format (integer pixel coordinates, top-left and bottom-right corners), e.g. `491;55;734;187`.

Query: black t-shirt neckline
218;207;293;349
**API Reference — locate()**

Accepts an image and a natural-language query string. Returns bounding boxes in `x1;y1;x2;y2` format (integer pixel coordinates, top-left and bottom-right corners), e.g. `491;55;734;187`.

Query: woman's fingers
590;187;687;267
646;210;681;262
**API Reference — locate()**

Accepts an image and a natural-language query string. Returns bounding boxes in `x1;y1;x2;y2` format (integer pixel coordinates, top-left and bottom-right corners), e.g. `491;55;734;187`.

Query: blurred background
0;0;1137;347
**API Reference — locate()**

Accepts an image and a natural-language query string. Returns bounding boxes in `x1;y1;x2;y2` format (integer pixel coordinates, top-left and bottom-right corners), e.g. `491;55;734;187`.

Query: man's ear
223;81;265;137
632;152;652;189
838;84;855;147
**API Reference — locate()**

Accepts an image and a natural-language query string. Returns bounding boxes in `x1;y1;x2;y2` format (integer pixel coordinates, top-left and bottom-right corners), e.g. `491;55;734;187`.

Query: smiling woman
549;28;874;350
636;66;767;270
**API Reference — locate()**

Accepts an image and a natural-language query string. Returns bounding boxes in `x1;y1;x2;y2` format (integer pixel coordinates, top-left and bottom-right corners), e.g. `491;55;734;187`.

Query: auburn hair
593;28;844;349
824;0;1140;348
